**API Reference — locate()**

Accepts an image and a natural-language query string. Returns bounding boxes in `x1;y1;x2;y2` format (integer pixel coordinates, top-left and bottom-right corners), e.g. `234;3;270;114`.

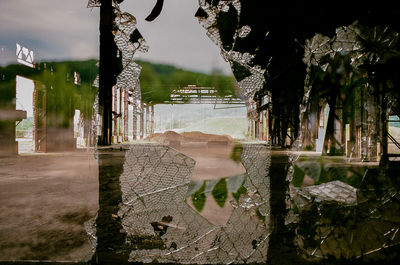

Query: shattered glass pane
196;0;266;122
113;7;148;100
87;0;101;8
237;25;251;38
86;143;271;263
2;0;400;264
288;19;400;263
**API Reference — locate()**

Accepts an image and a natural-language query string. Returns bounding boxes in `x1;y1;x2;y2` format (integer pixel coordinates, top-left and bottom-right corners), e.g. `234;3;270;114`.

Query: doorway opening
15;75;34;154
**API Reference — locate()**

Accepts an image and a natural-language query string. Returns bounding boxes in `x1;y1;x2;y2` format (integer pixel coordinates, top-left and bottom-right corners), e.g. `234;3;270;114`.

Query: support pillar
123;89;128;142
259;112;264;141
113;87;118;139
265;109;269;142
98;0;118;146
250;120;254;139
151;105;154;137
94;146;129;264
132;101;137;141
145;105;149;138
119;86;123;140
140;102;144;140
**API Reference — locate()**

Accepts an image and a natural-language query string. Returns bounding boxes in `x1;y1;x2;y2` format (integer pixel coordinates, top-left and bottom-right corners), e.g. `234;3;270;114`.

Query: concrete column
145;105;150;138
132;101;137;140
123;89;128;142
119;86;123;139
151;105;155;137
113;87;118;138
140;102;144;140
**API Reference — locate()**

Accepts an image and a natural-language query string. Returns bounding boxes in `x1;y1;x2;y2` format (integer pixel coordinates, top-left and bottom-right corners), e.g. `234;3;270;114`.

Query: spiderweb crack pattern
196;0;265;121
289;177;400;261
86;143;272;264
88;0;147;148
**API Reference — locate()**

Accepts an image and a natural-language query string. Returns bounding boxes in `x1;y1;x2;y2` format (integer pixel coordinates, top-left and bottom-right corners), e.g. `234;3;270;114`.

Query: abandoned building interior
1;0;400;264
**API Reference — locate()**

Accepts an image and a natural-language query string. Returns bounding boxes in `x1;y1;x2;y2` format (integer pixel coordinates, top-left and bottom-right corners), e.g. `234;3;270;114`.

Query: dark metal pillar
98;0;118;146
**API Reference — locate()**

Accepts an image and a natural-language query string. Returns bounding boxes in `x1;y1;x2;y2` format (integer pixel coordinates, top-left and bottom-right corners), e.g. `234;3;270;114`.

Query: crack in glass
86;143;271;263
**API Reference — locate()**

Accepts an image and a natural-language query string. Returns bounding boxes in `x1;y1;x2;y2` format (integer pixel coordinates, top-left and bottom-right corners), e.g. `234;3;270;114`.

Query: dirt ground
0;150;98;261
176;142;245;181
0;133;245;261
176;142;245;225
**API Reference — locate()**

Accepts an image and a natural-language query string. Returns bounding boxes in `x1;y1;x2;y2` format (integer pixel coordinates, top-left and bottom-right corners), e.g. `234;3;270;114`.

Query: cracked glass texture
286;21;400;262
196;0;265;121
88;1;147;147
289;174;400;261
89;2;146;100
86;143;271;263
303;22;400;71
82;1;400;264
87;0;101;8
113;6;148;101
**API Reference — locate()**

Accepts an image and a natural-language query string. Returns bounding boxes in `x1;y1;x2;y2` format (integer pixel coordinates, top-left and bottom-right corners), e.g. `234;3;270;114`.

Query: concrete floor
0;141;247;261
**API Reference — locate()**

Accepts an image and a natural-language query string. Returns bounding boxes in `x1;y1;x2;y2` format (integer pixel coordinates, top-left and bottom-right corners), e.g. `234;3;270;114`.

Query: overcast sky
0;0;231;74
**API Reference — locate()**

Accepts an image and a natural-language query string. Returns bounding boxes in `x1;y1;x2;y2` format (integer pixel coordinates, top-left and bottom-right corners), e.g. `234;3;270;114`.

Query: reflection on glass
1;0;400;264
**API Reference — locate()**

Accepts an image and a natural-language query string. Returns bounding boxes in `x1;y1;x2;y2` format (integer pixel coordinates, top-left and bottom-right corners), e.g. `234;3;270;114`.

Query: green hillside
136;60;237;104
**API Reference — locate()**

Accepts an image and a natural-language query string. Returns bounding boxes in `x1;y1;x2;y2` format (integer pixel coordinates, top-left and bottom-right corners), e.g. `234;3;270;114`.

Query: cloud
0;0;99;62
0;0;231;74
123;0;231;73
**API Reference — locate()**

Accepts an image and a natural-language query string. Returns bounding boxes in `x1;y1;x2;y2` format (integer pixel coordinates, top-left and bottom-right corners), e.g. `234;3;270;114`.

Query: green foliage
16;117;33;131
292;165;305;187
211;178;228;208
186;180;204;197
137;60;236;104
1;60;98;129
2;59;236;125
255;208;266;222
230;143;243;162
291;156;368;187
191;181;206;212
304;145;314;151
187;174;248;211
228;174;246;202
232;185;247;202
328;145;344;156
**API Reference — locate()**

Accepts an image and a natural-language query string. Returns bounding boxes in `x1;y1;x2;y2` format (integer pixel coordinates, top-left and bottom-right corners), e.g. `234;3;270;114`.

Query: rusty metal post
250;120;254;139
151;105;155;137
145;105;150;138
123;89;128;142
119;86;123;140
113;87;118;140
132;101;137;140
140;102;144;139
380;83;388;162
266;109;269;142
260;112;264;141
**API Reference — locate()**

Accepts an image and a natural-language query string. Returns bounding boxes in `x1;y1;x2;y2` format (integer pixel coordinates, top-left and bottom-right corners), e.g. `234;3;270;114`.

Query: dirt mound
181;131;233;142
150;131;233;144
150;130;186;143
